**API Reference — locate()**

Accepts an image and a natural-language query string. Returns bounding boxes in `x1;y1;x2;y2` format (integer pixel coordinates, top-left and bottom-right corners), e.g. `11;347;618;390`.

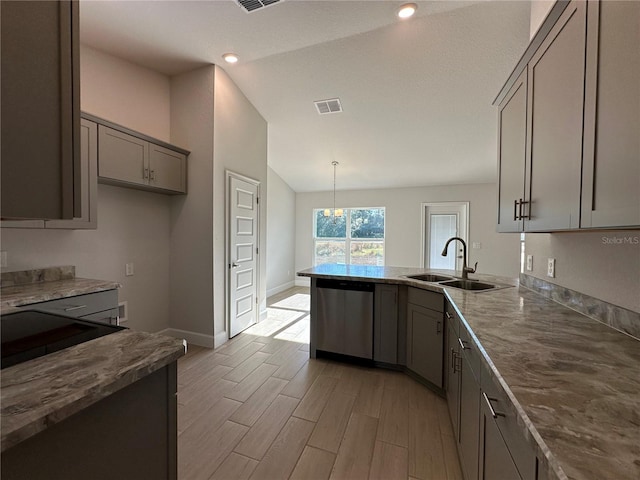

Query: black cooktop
1;310;124;369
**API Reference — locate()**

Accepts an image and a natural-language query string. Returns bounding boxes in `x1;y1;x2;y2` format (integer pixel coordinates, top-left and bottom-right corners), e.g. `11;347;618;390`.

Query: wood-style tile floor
177;287;463;480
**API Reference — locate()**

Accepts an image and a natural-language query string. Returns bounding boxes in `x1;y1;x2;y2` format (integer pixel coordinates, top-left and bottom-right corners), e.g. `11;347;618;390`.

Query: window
314;208;385;266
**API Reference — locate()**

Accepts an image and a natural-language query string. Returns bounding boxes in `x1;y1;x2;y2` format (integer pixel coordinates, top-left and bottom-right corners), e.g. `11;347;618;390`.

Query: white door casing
227;172;260;338
421;202;469;271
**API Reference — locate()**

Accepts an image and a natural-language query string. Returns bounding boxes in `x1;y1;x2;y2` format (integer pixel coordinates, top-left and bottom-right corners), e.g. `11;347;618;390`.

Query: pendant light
323;161;343;223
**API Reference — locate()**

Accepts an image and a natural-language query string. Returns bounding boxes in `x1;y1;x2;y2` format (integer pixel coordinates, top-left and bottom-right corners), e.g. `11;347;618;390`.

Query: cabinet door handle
436;321;442;334
513;199;520;221
64;304;87;312
445;311;451;320
458;337;470;350
520;199;530;220
143;167;149;179
483;392;505;419
150;169;156;180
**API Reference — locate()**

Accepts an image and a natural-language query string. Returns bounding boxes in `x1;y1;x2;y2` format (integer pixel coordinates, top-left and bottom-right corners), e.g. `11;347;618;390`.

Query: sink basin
407;274;454;283
439;280;497;291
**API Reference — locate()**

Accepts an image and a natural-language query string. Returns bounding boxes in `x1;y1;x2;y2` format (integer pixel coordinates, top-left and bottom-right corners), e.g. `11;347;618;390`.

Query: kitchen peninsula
298;264;640;480
0;267;186;480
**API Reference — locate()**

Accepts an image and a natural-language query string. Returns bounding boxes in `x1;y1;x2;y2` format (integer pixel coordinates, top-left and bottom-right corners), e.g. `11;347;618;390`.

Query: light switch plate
472;242;482;249
125;263;134;276
526;255;533;271
547;258;555;278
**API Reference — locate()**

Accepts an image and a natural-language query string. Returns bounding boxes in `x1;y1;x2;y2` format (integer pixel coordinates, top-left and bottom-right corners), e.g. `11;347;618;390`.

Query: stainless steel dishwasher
315;278;374;359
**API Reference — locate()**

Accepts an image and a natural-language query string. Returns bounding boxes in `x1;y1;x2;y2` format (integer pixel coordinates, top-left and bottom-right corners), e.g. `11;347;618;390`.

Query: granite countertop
0;277;120;309
1;329;186;452
298;264;640;480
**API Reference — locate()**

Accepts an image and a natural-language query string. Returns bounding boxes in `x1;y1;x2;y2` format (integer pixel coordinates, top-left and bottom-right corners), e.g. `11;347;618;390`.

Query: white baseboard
214;331;229;348
158;328;214;349
295;277;310;287
266;281;295;298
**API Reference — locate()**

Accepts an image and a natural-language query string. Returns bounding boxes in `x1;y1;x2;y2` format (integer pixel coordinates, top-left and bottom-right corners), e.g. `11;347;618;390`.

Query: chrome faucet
441;237;477;280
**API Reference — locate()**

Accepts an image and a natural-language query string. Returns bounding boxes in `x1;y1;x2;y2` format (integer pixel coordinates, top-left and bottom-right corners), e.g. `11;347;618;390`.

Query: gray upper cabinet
497;70;527;233
525;0;586;232
1;0;81;220
98;123;188;195
98;126;149;188
46;119;98;229
581;0;640;228
495;0;637;232
3;118;98;230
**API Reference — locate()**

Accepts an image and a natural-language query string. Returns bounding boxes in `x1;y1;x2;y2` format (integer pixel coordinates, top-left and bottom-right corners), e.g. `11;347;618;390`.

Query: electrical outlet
547;258;555;278
125;263;134;276
0;251;7;268
526;255;533;271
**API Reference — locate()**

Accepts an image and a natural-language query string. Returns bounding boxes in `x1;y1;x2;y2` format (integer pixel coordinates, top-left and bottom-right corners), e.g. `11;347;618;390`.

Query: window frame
312;207;386;266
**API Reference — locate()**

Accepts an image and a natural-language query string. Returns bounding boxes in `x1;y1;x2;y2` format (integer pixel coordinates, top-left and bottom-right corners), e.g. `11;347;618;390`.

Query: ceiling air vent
314;98;343;115
237;0;282;13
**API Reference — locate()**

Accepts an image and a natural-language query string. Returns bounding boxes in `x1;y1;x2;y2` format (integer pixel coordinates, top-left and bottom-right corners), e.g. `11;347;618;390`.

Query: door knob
231;262;240;268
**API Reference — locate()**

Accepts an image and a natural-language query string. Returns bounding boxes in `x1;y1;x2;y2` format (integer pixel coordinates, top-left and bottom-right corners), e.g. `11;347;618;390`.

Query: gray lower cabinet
458;349;480;480
22;289;119;325
581;0;640;228
1;0;81;221
406;287;444;388
445;308;461;440
479;396;522;480
1;363;177;480
374;284;398;364
98;124;187;194
3;118;99;230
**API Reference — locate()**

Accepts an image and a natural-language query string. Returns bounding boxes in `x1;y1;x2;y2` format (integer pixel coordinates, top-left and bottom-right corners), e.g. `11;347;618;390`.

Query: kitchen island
298;264;640;480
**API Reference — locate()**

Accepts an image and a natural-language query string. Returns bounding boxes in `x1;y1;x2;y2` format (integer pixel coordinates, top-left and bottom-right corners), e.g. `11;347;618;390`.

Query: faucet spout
441;237;477;280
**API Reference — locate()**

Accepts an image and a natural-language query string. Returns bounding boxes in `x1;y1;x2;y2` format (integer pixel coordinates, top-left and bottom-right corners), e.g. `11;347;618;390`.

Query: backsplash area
523;231;640;313
520;273;640;340
1;266;75;287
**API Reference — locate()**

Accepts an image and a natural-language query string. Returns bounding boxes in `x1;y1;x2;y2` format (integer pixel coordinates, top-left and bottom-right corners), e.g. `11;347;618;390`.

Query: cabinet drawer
480;361;536;480
445;302;459;337
408;287;444;312
26;290;118;318
459;323;481;382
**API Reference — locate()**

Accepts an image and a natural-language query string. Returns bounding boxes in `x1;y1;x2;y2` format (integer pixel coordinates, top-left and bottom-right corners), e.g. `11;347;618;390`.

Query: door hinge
256;197;259;204
256;247;259;255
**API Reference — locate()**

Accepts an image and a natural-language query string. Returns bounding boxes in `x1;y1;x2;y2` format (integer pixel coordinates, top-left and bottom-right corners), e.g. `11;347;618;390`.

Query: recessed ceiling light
222;53;239;64
397;3;417;19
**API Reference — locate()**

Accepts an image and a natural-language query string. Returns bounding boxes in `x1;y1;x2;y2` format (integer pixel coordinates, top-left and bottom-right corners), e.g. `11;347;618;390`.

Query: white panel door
229;175;259;338
423;203;469;271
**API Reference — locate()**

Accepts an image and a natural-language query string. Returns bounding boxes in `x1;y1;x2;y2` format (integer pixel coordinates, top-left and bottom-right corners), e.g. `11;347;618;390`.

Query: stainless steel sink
439;279;497;291
406;274;454;283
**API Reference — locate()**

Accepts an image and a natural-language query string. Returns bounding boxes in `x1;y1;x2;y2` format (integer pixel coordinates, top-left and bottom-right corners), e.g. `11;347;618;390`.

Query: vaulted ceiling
80;0;531;192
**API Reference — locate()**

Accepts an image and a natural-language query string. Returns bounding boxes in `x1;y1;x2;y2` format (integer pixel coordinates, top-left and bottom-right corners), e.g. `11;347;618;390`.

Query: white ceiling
80;0;531;192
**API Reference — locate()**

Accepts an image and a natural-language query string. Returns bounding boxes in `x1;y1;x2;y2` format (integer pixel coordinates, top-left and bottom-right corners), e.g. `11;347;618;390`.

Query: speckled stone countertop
1;277;120;309
1;330;186;452
298;264;640;480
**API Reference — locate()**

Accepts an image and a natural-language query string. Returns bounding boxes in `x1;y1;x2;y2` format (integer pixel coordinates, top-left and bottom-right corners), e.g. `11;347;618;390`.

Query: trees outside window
314;208;385;266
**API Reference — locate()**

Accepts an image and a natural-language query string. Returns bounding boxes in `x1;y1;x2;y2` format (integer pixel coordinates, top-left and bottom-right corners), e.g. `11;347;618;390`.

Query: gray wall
169;66;216;345
295;183;520;281
524;231;640;312
266;167;296;296
0;46;173;333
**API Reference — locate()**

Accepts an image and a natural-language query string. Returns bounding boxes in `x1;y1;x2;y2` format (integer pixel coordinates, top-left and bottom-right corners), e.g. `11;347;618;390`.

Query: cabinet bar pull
150;169;155;180
458;337;469;350
520;199;530;220
143;167;149;179
436;321;442;334
64;304;87;312
513;199;520;221
483;392;504;419
445;311;451;320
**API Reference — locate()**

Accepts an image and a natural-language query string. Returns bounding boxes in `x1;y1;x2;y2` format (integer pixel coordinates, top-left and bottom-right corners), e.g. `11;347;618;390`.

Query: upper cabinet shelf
495;0;639;232
85;113;189;195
